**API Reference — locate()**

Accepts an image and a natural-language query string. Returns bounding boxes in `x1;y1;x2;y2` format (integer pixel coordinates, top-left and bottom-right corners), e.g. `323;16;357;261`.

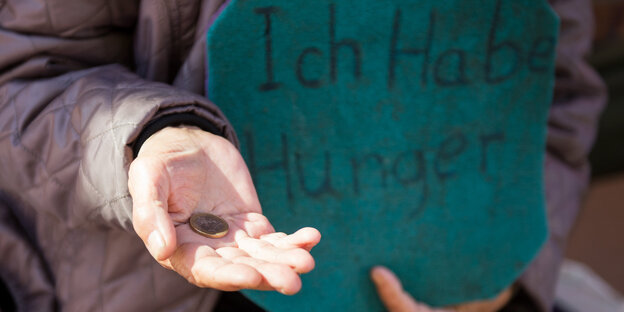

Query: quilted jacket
0;0;605;311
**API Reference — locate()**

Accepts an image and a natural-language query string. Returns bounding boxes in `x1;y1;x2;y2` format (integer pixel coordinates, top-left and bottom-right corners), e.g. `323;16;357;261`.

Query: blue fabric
207;0;557;310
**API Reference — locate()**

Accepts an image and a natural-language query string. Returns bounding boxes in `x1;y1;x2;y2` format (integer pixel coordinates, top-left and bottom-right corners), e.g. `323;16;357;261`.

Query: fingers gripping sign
128;126;321;294
371;266;514;312
371;266;453;312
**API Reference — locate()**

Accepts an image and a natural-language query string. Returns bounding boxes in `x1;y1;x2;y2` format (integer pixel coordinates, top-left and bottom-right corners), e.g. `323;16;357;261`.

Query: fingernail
370;266;388;283
147;231;165;257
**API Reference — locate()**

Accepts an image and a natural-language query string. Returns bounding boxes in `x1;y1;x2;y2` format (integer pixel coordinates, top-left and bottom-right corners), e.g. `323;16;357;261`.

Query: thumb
129;156;177;261
371;266;448;312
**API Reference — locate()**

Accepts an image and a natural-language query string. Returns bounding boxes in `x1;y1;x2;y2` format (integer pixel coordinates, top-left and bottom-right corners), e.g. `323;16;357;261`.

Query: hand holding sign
128;126;320;294
371;266;513;312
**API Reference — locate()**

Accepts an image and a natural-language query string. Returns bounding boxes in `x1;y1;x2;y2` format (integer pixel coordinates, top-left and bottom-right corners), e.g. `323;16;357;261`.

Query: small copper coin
189;213;229;239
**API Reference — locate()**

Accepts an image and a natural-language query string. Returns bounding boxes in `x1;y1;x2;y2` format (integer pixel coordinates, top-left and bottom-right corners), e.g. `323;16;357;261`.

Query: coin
189;213;229;239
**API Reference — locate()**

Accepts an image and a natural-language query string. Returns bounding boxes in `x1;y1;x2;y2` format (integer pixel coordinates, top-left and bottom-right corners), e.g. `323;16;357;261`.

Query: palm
129;126;320;294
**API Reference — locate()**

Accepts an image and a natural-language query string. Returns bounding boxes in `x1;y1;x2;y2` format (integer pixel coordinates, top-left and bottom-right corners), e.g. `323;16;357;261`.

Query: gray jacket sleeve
0;0;235;231
0;64;237;230
518;0;607;310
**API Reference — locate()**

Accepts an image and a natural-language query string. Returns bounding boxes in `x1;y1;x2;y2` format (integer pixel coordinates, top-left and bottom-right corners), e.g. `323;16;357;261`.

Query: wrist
132;113;222;158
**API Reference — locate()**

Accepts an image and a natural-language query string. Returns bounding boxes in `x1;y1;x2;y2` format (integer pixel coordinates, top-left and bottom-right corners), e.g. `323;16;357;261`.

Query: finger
258;232;287;241
155;257;174;271
215;247;273;291
260;227;322;251
230;213;275;238
250;263;302;295
237;237;316;273
170;244;263;291
129;157;177;261
371;266;445;312
217;247;302;295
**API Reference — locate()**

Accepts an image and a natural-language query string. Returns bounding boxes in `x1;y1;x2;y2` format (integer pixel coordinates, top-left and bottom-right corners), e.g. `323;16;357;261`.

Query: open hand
129;126;321;294
371;266;513;312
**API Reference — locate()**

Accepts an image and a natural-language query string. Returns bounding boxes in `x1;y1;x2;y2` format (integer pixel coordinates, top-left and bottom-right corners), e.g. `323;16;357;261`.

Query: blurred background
556;0;624;311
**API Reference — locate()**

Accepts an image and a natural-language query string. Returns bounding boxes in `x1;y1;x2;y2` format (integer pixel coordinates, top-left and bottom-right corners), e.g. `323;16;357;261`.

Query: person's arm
0;64;232;229
0;5;320;293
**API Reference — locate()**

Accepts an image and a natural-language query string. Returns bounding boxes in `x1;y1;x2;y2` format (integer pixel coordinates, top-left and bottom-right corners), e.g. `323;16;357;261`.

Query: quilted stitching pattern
0;1;234;310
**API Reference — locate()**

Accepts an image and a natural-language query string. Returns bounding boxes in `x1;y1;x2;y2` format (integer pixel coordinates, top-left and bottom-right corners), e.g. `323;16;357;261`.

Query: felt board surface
207;0;557;310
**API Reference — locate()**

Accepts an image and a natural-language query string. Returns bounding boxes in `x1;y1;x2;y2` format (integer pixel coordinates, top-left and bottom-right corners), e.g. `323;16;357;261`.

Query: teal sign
207;0;557;310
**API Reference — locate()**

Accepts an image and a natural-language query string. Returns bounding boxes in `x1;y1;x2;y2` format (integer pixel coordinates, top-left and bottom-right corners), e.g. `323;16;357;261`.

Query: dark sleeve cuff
132;113;223;157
